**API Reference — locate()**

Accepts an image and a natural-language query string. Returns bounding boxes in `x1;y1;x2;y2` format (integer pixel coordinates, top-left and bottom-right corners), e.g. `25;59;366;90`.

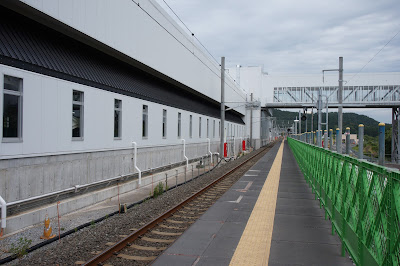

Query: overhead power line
161;0;220;65
130;0;246;100
347;27;400;84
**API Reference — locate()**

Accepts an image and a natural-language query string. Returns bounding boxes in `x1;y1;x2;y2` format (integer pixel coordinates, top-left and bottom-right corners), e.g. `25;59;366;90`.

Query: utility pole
338;57;343;154
311;108;314;132
298;110;301;135
317;90;322;147
250;93;253;148
220;57;225;159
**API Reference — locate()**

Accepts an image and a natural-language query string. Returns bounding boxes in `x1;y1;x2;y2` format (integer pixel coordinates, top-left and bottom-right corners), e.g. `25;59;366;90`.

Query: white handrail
132;142;142;185
207;138;213;164
0;195;6;236
181;139;189;168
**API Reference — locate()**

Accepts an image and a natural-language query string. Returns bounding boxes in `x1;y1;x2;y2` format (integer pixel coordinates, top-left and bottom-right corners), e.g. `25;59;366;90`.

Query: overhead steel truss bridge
271;85;400;108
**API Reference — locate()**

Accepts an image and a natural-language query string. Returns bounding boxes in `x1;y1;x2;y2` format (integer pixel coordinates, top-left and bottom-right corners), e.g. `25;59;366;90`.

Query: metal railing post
379;123;385;165
358;124;364;159
345;127;350;154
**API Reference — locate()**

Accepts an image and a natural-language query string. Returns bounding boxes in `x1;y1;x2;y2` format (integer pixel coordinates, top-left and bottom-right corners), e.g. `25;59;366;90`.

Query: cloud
156;0;400;74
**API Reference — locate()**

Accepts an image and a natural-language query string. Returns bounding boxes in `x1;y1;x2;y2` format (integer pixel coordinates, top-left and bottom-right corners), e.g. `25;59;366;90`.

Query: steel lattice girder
273;86;400;108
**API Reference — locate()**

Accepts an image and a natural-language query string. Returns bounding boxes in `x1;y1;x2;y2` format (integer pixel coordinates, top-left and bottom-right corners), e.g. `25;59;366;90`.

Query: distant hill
272;109;390;137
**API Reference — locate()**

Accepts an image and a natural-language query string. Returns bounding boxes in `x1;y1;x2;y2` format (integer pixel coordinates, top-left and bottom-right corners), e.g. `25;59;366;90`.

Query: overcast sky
155;0;400;123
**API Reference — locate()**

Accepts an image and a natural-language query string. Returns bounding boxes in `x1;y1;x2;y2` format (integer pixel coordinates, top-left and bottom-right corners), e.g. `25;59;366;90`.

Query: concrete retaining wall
0;141;220;204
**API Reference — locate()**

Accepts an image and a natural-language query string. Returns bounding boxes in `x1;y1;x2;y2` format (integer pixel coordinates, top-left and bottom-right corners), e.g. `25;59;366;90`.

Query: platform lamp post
294;117;299;135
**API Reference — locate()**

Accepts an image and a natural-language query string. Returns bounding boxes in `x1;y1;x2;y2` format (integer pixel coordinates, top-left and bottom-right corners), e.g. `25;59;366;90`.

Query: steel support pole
336;128;340;152
324;130;328;149
345;127;350;154
298;110;301;135
311;108;314;133
398;109;400;163
329;129;333;150
305;111;308;140
317;91;322;147
220;57;225;159
250;93;253;148
358;124;364;160
338;57;343;154
378;123;385;166
392;107;399;163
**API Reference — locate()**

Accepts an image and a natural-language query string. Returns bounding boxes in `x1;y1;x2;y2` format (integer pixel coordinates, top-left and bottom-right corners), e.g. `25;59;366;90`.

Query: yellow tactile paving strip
229;141;284;266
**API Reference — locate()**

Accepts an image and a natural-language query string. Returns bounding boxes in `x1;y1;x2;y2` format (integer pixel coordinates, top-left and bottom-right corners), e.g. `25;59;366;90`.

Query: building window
189;115;192;138
162;109;167;138
142;105;148;138
72;90;84;139
213;120;215;138
199;117;202;138
3;75;23;141
207;119;209;138
178;112;181;138
114;99;122;138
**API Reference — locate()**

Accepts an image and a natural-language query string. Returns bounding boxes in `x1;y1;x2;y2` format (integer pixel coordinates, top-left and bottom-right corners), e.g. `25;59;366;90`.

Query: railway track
83;142;277;266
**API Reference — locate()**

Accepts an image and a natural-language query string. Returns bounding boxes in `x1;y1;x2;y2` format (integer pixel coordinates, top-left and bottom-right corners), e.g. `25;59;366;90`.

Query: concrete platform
153;141;354;266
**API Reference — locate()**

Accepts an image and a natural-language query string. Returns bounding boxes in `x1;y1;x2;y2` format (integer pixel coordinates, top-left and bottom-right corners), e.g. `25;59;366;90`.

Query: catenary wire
160;0;221;65
347;27;400;84
130;0;246;100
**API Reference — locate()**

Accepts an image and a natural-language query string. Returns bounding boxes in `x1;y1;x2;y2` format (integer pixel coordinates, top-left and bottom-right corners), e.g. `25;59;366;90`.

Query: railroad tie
117;254;157;261
159;224;187;230
151;230;182;236
90;251;101;255
141;236;174;243
130;244;166;251
173;214;195;219
166;219;185;224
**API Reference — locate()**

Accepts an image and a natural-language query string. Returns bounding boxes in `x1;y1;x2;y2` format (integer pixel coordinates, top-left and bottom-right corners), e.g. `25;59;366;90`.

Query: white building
0;0;255;234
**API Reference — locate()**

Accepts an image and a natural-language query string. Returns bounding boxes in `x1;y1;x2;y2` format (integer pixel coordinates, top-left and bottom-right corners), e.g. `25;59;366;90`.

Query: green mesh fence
288;137;400;266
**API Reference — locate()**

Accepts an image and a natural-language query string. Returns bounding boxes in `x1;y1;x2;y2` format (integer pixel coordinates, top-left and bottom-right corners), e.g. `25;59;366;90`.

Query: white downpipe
0;195;6;235
181;139;189;168
233;137;236;157
207;138;213;164
132;142;142;185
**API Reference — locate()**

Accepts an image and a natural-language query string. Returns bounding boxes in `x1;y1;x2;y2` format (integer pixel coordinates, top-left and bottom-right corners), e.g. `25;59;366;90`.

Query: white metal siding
0;65;245;159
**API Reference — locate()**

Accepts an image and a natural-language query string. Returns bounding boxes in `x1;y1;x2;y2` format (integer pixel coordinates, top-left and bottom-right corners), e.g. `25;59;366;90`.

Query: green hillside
272;109;389;137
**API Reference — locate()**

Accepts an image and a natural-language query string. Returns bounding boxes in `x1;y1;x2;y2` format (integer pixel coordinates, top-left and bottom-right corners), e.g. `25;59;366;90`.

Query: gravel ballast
2;143;276;265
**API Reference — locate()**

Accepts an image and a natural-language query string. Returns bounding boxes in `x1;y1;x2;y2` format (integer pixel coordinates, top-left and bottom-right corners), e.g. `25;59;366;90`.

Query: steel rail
83;142;276;265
